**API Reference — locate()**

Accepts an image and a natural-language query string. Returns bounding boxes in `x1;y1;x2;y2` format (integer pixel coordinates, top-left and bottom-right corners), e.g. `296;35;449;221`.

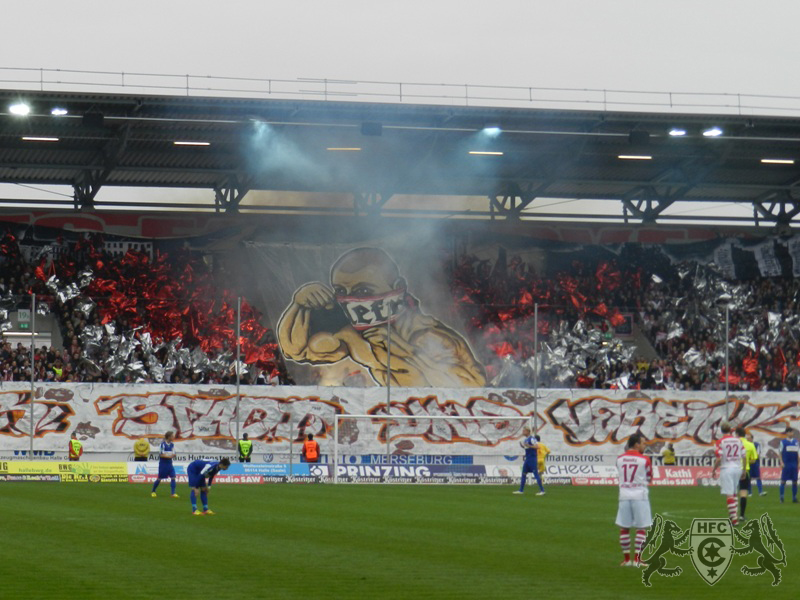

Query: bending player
187;458;231;515
513;426;545;495
151;431;178;498
711;422;744;525
615;433;652;567
779;427;799;503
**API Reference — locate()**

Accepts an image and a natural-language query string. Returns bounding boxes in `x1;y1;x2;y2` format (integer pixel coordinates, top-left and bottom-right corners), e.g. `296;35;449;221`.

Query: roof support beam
213;174;250;213
488;182;536;220
71;125;131;209
353;191;393;217
752;190;800;226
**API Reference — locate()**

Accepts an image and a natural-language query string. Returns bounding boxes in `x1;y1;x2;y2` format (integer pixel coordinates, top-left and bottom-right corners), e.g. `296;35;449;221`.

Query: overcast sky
4;0;798;97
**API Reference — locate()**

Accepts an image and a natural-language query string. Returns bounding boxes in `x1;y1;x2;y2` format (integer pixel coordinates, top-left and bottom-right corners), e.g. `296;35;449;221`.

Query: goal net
333;413;534;484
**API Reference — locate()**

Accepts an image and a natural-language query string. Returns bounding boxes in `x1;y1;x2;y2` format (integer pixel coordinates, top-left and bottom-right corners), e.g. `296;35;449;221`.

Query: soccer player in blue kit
779;427;799;503
188;458;231;515
151;431;179;498
513;426;545;496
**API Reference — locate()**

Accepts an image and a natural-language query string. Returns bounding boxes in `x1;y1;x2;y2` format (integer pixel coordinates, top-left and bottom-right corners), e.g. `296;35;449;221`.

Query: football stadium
2;63;800;598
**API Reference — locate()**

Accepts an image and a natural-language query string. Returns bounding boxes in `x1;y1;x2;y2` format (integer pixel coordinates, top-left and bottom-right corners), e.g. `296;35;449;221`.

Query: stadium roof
3;88;800;225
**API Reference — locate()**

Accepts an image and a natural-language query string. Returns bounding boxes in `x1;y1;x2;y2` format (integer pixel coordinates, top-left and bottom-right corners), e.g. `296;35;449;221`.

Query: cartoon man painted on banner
277;247;486;387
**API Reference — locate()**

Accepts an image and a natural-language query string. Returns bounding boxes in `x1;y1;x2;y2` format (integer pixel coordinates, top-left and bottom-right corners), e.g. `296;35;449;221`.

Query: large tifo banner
246;240;488;388
0;384;796;463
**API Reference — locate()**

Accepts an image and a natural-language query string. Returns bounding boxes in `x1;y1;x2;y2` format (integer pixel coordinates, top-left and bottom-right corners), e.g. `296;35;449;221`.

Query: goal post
333;413;533;483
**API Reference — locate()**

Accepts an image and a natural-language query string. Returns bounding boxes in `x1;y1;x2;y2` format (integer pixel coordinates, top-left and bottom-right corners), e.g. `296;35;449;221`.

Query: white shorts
616;499;652;529
719;467;742;496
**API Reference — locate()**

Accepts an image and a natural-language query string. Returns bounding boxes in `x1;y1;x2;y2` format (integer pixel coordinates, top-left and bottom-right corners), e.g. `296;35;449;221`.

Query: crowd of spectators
0;233;292;385
449;244;800;391
4;230;800;391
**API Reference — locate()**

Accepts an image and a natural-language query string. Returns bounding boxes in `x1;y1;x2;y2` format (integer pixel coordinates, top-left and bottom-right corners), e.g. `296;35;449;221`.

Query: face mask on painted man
336;288;407;330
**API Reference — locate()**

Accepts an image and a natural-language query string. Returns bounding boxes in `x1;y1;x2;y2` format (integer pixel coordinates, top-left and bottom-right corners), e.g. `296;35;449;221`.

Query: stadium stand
3;227;800;391
0;232;291;385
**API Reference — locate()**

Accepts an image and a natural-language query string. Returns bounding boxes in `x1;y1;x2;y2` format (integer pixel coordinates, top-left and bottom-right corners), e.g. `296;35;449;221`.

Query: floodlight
9;102;31;116
761;158;795;165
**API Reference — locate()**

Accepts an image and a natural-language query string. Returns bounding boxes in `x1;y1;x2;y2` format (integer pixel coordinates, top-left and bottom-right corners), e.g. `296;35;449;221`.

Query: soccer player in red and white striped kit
615;433;652;567
711;422;744;525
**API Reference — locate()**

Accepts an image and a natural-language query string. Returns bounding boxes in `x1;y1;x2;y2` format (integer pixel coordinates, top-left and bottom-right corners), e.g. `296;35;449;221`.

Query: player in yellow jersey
736;426;758;520
535;435;550;476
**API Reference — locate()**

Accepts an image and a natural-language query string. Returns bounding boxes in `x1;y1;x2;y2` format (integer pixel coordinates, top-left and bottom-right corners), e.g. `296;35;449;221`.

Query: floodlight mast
29;294;35;458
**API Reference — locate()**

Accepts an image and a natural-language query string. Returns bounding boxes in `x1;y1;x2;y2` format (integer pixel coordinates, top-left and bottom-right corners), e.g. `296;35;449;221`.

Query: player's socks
152;480;160;493
634;529;647;561
170;478;177;495
756;478;763;494
619;529;630;564
726;496;738;523
532;469;545;493
739;496;747;520
200;490;208;511
792;481;798;501
779;482;785;502
190;490;197;511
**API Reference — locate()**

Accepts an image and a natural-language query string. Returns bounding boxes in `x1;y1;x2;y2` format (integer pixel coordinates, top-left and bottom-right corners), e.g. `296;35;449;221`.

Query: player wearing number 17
711;422;744;525
615;433;652;567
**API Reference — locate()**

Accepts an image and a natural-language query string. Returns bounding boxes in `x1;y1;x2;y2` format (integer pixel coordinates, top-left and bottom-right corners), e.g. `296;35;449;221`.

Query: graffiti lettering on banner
0;391;74;437
546;395;800;446
96;391;339;441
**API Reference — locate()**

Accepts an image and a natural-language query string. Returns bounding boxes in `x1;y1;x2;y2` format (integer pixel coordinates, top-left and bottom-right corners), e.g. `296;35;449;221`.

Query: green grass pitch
2;482;796;599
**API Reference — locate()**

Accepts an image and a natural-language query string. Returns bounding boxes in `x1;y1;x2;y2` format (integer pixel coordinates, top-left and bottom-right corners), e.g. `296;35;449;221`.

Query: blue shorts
749;462;760;478
522;460;538;475
781;465;798;482
157;461;176;479
187;464;208;488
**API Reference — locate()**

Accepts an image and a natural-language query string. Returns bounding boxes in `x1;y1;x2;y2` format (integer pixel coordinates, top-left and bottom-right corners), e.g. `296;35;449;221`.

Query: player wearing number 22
711;422;744;525
615;433;652;567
